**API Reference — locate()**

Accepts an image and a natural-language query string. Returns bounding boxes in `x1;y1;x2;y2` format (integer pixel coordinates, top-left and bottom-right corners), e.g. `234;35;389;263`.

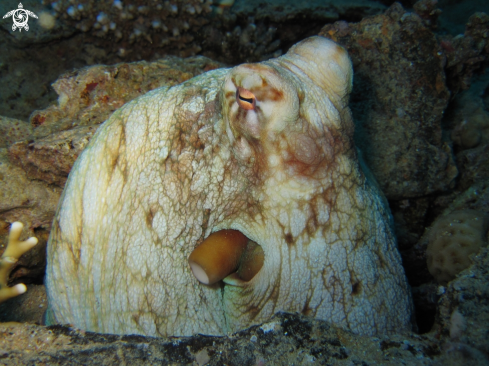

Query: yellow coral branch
0;222;38;303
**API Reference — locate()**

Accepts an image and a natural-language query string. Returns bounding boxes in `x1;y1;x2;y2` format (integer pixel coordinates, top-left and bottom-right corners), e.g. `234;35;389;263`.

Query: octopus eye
236;87;256;110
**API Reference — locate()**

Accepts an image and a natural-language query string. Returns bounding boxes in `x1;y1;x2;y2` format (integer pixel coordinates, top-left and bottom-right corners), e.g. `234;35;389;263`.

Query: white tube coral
0;222;38;303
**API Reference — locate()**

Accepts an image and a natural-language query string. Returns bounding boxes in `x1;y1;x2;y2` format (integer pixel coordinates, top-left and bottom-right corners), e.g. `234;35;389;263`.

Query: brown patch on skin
243;304;262;321
232;134;268;185
351;282;361;296
254;86;284;103
52;219;81;268
146;205;159;227
203;63;220;72
236;265;282;321
200;209;211;242
306;200;320;237
282;131;337;181
242;63;271;73
301;301;313;316
284;233;294;246
131;313;140;325
106;122;127;181
225;91;235;99
322;185;338;208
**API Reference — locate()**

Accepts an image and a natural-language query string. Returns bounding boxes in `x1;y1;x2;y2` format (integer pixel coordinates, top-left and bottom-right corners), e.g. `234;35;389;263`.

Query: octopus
45;36;413;337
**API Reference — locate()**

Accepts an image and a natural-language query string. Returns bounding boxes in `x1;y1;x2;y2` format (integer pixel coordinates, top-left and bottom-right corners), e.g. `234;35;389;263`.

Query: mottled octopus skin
45;36;413;337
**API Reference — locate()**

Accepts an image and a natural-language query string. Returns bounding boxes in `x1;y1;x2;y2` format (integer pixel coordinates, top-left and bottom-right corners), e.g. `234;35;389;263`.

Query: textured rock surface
441;11;489;94
401;73;489;289
446;79;489;191
0;312;442;366
0;149;61;285
45;37;413;337
0;284;46;324
31;0;388;63
319;3;457;200
434;248;489;360
0;117;33;149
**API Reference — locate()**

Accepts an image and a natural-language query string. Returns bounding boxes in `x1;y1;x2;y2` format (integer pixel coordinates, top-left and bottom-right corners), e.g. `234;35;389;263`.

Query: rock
0;116;33;149
0;284;47;324
441;11;489;94
434;248;489;357
0;312;441;365
319;3;457;200
456;143;489;191
8;126;96;187
0;149;62;284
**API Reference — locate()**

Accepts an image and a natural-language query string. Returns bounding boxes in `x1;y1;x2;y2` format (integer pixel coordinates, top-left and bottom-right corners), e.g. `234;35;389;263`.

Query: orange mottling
357;38;375;49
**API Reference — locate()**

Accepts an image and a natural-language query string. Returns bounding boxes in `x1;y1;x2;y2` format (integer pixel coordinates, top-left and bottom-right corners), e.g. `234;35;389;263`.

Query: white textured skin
45;37;413;337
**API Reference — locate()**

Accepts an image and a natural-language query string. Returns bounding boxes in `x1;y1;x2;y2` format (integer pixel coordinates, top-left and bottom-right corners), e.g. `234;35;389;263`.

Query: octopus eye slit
236;87;256;110
239;95;254;104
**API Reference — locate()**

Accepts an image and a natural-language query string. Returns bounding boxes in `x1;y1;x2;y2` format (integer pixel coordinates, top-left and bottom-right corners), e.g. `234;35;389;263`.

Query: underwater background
0;0;488;364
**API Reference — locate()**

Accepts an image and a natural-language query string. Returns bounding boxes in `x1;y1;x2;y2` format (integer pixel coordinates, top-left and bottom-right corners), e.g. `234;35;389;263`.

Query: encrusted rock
0;312;441;365
441;11;489;94
0;149;61;285
8;126;96;187
320;3;457;199
0;116;33;149
434;248;489;357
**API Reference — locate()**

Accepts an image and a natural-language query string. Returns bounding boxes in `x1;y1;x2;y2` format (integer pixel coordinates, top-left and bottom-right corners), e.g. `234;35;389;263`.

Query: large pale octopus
45;36;413;337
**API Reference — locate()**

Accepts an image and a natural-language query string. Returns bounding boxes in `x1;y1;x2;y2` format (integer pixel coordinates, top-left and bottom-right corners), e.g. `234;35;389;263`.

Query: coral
45;37;412;337
426;209;489;285
0;222;38;303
